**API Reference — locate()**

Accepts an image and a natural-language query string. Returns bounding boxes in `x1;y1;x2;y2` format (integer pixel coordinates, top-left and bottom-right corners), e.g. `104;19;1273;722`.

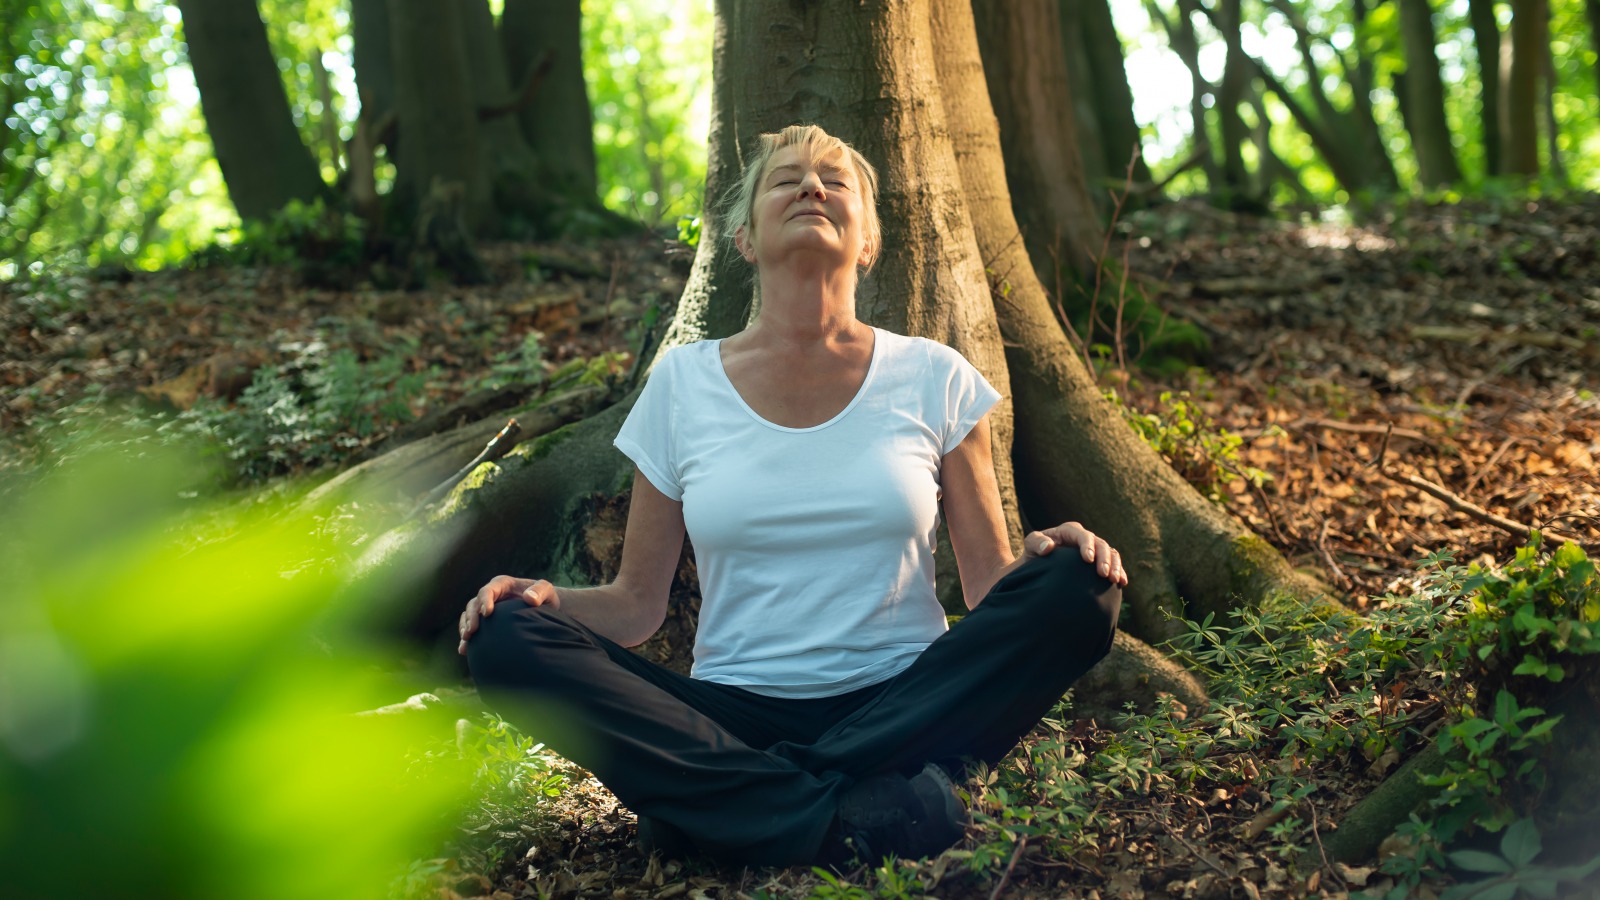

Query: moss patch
430;461;503;522
513;423;580;463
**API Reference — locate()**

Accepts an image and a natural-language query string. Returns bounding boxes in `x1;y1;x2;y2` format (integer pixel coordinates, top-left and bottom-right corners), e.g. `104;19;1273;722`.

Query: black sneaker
823;763;969;865
636;814;696;857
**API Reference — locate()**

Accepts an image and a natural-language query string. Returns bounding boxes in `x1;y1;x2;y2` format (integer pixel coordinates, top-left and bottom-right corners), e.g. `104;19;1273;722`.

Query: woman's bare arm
459;469;687;652
941;416;1127;610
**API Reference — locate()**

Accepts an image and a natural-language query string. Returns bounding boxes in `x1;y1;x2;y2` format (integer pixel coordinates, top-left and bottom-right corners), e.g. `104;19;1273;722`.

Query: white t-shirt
613;327;1001;698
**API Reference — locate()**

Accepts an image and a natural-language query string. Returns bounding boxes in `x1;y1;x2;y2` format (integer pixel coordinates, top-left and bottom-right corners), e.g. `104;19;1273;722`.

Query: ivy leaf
1499;818;1542;868
1448;850;1513;874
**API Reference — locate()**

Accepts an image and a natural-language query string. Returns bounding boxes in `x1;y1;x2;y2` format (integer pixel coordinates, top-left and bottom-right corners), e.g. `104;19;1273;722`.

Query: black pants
467;550;1121;866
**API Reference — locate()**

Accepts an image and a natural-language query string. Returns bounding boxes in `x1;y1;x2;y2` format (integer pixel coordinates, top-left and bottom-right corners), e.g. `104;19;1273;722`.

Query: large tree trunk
932;0;1318;640
971;0;1103;284
500;0;599;202
175;0;325;221
349;0;393;136
1397;0;1462;187
1468;0;1503;177
1503;0;1545;176
360;0;1317;693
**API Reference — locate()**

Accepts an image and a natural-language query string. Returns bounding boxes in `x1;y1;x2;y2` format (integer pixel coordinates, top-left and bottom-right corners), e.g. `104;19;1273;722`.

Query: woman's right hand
458;575;559;655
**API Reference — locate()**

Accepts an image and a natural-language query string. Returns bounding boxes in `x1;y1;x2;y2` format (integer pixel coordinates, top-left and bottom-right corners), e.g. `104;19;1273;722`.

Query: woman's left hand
1022;522;1128;586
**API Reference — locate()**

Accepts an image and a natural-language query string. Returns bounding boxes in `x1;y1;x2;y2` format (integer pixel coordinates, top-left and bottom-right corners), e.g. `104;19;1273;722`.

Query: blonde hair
721;124;882;273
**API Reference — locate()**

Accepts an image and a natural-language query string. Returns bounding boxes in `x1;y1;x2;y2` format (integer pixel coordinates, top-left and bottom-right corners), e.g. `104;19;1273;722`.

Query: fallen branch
408;419;523;519
1408;324;1594;357
1386;470;1583;549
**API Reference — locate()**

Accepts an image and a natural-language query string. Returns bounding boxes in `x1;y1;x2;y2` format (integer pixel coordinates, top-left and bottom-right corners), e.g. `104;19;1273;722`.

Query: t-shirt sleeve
613;349;684;501
934;344;1003;454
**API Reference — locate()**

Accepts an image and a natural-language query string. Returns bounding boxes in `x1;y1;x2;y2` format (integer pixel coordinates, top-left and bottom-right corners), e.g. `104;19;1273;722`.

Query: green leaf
1512;656;1549;677
1449;850;1513;874
1499;818;1541;868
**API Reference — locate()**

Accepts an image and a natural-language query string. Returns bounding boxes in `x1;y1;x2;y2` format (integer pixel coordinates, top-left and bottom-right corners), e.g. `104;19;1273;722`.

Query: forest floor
3;195;1599;898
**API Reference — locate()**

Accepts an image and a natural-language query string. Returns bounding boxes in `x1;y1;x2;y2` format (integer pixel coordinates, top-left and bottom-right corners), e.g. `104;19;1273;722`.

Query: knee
1019;551;1122;659
464;599;564;690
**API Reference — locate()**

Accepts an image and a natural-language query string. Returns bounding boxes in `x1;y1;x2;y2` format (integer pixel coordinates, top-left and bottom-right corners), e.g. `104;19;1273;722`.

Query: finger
522;579;552;606
1078;531;1098;562
1094;538;1113;575
1025;531;1054;557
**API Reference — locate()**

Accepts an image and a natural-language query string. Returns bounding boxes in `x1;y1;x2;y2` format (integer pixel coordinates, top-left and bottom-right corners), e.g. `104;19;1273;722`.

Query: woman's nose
798;171;827;198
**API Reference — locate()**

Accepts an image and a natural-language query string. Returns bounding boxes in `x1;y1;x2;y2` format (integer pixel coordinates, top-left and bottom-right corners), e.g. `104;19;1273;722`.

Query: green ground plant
1106;387;1276;501
797;538;1598;899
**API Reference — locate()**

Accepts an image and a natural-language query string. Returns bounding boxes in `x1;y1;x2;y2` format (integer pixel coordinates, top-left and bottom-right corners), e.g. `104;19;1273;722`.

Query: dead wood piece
1387;471;1584;549
1293;418;1429;443
1408;324;1594;357
408;418;523;519
300;386;603;512
1194;272;1324;297
1315;743;1443;865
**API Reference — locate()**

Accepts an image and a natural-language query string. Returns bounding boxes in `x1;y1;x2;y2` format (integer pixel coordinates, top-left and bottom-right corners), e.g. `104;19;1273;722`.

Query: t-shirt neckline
712;326;883;433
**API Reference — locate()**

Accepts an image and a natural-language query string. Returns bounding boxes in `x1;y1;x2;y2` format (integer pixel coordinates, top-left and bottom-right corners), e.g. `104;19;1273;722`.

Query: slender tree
1468;0;1503;176
1504;0;1546;175
175;0;325;220
1397;0;1462;186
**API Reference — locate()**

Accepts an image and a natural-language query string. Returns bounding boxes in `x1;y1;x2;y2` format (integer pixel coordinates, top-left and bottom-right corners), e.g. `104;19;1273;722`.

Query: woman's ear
734;225;756;264
858;240;876;269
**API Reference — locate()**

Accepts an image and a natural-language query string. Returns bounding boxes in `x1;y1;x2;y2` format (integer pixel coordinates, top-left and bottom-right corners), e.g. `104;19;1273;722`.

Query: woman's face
738;145;871;271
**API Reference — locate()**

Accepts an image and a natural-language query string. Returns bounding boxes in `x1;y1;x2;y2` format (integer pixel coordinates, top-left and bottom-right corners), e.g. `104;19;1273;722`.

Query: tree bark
175;0;325;221
387;0;491;236
1503;0;1545;176
500;0;599;201
972;0;1103;283
1468;0;1503;177
1397;0;1462;187
1588;0;1600;101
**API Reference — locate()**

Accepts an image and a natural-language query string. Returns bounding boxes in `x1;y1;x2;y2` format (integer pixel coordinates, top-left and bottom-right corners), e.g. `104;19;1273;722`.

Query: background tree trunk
1397;0;1462;186
175;0;325;221
1588;0;1600;99
1077;0;1154;191
500;0;599;202
1057;1;1113;214
1146;0;1221;190
972;0;1103;284
1468;0;1503;177
387;0;491;272
1503;0;1545;176
457;0;547;229
1215;0;1255;204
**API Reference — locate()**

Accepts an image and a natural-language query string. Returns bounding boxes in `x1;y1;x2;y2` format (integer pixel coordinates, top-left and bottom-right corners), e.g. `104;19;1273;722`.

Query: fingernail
1037;539;1052;554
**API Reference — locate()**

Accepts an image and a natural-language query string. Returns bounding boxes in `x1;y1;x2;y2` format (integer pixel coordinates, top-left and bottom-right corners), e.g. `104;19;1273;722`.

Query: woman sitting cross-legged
458;124;1125;868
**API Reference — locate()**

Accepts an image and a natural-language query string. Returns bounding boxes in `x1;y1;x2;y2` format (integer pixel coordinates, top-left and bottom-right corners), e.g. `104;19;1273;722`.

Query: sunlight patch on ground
1292;224;1396;252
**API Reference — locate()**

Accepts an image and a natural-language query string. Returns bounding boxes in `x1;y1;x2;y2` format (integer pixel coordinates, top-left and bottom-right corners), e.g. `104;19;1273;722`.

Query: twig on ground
1161;816;1232;880
407;419;522;519
1462;435;1519;496
1316;518;1351;589
987;837;1028;900
1308;800;1347;893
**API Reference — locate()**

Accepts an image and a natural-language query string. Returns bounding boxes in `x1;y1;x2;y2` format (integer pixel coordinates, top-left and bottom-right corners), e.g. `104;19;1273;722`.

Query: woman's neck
747;260;862;347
